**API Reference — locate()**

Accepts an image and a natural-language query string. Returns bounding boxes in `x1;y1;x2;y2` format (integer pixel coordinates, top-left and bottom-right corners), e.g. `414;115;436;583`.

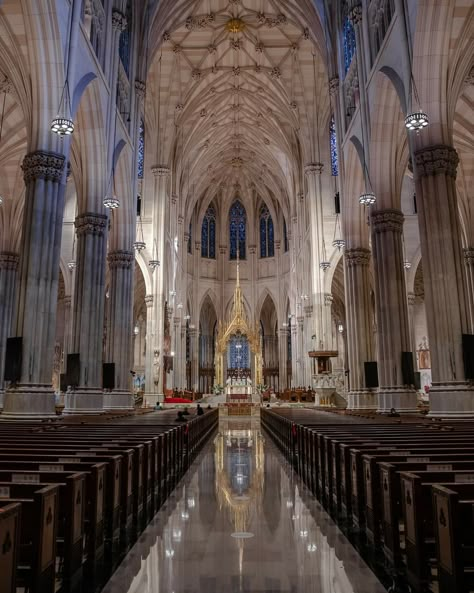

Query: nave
102;416;387;593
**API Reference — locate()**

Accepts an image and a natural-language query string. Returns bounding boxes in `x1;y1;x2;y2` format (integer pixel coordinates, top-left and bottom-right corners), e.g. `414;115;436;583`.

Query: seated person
182;407;190;415
175;411;187;422
196;404;204;416
207;404;212;409
387;407;400;417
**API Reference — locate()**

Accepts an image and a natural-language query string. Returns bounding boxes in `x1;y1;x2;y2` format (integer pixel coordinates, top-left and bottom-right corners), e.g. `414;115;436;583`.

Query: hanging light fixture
133;215;146;252
405;110;429;132
320;235;331;271
149;238;160;270
51;81;74;137
104;109;120;208
404;260;412;270
332;213;345;250
67;232;76;270
0;89;6;206
359;191;376;206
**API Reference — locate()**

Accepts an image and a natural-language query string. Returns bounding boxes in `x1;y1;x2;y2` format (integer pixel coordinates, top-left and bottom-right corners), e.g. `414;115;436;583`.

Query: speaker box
414;371;421;391
60;373;68;392
402;351;415;385
462;334;474;380
364;361;379;389
66;354;80;387
4;337;22;382
103;363;115;390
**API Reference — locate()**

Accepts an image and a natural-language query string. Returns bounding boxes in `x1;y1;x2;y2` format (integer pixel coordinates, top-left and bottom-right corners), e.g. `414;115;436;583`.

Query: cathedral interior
0;0;473;592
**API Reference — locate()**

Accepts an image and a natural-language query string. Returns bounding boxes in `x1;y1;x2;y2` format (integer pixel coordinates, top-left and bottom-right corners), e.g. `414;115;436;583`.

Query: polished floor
102;417;388;593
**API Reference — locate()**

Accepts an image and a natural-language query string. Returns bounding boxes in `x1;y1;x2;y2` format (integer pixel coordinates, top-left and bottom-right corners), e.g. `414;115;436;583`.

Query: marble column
64;212;108;414
344;248;377;409
0;252;19;410
103;250;134;410
303;305;314;385
144;294;159;406
407;292;418;363
62;295;72;366
464;248;474;332
189;328;199;393
371;209;418;412
278;328;288;392
3;151;66;419
291;323;298;387
414;145;474;415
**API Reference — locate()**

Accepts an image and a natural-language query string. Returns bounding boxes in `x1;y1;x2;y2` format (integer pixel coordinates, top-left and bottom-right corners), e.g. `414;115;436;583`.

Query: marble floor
101;417;388;593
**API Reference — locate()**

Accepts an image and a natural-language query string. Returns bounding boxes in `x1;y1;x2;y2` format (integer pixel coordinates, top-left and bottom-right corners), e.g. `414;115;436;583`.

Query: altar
226;376;252;402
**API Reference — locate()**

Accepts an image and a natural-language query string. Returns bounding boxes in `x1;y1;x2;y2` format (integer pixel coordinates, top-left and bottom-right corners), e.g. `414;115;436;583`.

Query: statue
153;349;160;386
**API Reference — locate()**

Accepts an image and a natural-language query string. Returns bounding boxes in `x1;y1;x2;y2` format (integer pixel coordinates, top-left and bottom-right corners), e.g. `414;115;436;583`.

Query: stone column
303;305;314;385
62;295;72;365
414;145;474;415
3;151;66;419
344;248;377;409
0;253;19;410
371;209;418;412
279;328;288;392
407;292;418;362
172;317;181;389
464;248;474;332
64;212;108;414
291;323;298;387
189;327;199;393
144;294;159;405
103;250;134;410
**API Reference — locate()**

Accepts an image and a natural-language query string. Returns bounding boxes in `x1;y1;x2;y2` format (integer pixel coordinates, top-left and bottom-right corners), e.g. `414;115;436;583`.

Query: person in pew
196;404;204;416
175;411;187;422
182;407;190;415
387;407;400;417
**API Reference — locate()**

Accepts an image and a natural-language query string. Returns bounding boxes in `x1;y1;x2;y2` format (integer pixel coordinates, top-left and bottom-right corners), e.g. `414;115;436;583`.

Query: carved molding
145;295;154;307
345;247;371;267
0;251;19;270
22;151;65;184
0;75;13;95
407;292;416;306
329;76;339;96
134;80;146;100
349;5;363;25
248;244;257;254
464;247;474;266
151;165;170;177
304;162;324;176
414;144;459;179
108;250;134;270
464;66;474;86
371;209;404;234
324;294;333;306
75;212;108;237
112;9;127;31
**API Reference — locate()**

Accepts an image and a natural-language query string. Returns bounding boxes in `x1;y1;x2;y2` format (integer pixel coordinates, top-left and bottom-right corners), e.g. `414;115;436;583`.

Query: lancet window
201;206;216;259
259;204;274;258
229;200;246;260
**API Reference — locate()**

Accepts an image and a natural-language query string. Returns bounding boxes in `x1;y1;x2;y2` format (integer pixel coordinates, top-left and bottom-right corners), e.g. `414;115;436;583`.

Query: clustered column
344;248;377;409
65;212;108;414
4;151;66;418
464;248;474;331
371;209;418;412
104;250;134;410
0;252;19;409
414;145;474;415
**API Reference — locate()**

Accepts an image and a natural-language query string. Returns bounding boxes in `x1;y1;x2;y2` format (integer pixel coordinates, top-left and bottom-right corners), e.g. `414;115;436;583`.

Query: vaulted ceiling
146;0;329;218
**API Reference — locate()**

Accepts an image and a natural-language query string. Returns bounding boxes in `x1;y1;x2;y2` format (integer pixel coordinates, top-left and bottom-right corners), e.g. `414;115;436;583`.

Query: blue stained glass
343;16;356;75
330;114;338;176
283;219;289;252
137;118;144;179
202;205;216;259
229;200;246;259
259;204;274;258
228;335;250;369
188;222;192;254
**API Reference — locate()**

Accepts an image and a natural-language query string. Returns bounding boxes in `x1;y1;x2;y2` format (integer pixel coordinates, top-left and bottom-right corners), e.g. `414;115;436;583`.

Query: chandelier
404;260;412;270
405;110;429;132
133;215;146;252
359;192;376;206
149;238;160;270
332;213;345;250
51;80;74;137
103;194;120;209
67;260;76;271
320;261;331;272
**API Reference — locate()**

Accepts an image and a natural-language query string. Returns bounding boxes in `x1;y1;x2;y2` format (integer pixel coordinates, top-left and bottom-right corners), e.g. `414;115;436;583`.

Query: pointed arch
259;203;275;258
201;203;216;259
229;199;246;260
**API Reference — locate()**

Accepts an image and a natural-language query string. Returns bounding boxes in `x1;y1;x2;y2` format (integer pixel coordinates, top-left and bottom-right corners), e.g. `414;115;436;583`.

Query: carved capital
371;209;404;234
134;80;146;100
171;193;178;205
0;251;19;270
0;75;13;94
108;250;134;270
145;294;154;307
151;165;170;177
22;151;65;184
177;214;184;225
297;191;304;202
414;145;459;179
349;4;363;25
329;76;339;96
464;247;474;266
195;241;201;251
324;293;333;306
62;295;72;307
345;247;371;267
305;162;324;176
248;244;257;255
75;212;108;237
407;292;416;306
112;9;127;31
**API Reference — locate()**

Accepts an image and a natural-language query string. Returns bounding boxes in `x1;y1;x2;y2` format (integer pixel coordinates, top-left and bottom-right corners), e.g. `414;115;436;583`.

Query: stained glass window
201;205;216;259
283;219;289;252
137;118;144;179
343;15;356;75
259;204;274;258
330;114;338;176
229;200;246;260
119;2;132;77
187;222;192;254
228;335;250;369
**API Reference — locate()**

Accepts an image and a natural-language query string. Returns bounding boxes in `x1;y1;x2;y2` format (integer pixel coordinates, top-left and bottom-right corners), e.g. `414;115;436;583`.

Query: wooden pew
0;502;21;593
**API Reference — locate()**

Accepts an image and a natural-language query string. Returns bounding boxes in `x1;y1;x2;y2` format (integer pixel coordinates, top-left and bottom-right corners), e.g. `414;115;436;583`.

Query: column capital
151;165;170;177
345;247;371;266
75;212;108;237
414;144;459;179
275;239;281;250
112;9;127;32
279;328;289;336
108;250;134;269
349;4;363;25
0;251;19;270
62;295;72;307
407;292;416;306
304;162;324;176
304;305;313;317
195;241;201;251
464;247;474;266
22;151;65;184
371;209;404;234
219;244;227;254
145;294;154;307
134;80;146;100
297;191;304;202
248;244;257;254
184;232;190;242
324;294;333;306
177;214;184;225
329;76;339;96
171;194;178;205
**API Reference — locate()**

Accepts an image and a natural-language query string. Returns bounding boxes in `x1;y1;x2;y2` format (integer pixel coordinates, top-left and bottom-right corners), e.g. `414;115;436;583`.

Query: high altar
214;256;263;394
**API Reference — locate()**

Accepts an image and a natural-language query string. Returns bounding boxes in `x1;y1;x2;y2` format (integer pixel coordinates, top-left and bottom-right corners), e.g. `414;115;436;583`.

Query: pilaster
0;252;20;410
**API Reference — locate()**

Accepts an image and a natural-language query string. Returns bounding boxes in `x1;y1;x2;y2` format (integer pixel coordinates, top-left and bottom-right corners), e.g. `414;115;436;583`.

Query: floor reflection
101;418;387;593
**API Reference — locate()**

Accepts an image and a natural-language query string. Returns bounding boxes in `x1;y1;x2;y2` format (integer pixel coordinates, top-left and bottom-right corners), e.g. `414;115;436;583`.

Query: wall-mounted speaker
364;361;379;388
462;334;474;380
4;337;22;382
66;354;80;387
103;363;115;390
402;351;415;385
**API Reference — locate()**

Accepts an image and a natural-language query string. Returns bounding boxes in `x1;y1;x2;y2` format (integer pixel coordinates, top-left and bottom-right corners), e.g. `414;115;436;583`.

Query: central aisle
102;417;387;593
